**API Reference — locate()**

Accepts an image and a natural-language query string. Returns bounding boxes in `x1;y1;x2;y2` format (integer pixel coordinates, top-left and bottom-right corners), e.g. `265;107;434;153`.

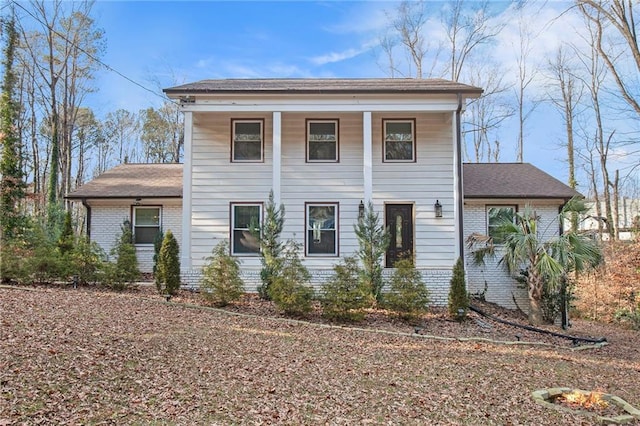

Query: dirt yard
1;285;639;425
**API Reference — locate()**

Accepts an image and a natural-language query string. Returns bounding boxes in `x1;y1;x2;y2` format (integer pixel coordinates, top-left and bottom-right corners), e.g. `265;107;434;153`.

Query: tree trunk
527;268;544;326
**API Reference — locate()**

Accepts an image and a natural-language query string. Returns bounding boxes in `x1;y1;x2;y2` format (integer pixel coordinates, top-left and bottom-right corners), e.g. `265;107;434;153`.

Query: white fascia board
178;97;461;113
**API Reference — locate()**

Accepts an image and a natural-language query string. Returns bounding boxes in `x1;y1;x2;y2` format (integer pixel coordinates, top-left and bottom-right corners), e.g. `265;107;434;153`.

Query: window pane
234;205;260;229
385;122;412;141
309;141;336;161
233;230;260;254
234;140;262;161
134;227;159;244
385;140;414;160
309;122;336;141
235;122;261;140
488;207;515;244
135;208;160;226
308;205;336;255
308;230;336;254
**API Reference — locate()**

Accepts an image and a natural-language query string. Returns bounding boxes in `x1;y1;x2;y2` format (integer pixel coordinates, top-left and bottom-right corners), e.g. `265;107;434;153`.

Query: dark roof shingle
67;163;578;201
164;78;483;96
65;163;182;199
463;163;580;200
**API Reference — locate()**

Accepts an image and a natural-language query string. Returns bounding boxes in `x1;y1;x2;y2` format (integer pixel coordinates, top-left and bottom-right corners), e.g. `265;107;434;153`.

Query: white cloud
309;46;370;66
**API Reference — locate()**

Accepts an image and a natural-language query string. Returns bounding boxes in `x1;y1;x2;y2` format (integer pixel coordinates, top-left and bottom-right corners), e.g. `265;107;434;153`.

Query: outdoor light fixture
358;200;365;219
435;200;443;218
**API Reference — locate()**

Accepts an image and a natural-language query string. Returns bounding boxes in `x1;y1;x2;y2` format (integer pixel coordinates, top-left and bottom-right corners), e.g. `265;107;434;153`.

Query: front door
385;204;414;267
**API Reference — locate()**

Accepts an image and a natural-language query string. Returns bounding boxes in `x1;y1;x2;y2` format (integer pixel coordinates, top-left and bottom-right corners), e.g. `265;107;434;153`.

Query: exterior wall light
359;200;365;220
435;200;443;218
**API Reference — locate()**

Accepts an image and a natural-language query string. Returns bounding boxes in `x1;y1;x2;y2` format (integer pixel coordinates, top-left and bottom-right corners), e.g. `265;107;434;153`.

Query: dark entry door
385;204;414;267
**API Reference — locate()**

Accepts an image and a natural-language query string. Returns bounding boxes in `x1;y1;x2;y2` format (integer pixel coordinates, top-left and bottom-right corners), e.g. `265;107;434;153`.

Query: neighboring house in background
66;163;183;273
576;199;640;241
67;78;580;312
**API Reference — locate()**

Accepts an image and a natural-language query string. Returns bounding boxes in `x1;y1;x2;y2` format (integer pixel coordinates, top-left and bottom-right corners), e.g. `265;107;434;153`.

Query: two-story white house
161;78;482;303
67;78;580;309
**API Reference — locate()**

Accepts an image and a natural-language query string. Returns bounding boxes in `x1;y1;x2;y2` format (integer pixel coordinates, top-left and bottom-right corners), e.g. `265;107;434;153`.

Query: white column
181;111;193;269
452;110;461;260
363;111;373;204
272;111;282;204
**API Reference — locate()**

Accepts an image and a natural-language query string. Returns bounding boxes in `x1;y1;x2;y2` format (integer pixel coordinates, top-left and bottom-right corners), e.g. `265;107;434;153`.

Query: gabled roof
164;78;483;96
67;162;578;202
65;163;182;199
463;163;580;200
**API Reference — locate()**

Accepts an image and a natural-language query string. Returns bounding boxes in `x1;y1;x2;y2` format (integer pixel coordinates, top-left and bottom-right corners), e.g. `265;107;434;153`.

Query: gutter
81;198;91;240
456;93;465;262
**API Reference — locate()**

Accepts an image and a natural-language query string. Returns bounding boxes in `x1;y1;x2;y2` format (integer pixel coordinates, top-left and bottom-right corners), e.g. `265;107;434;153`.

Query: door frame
384;202;415;268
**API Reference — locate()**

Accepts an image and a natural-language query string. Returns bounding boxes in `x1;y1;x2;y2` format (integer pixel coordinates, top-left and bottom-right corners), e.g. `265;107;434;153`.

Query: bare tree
577;0;640;117
391;0;430;78
104;109;139;164
441;0;504;82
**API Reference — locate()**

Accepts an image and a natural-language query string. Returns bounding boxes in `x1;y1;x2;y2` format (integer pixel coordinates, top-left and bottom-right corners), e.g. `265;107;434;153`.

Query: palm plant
466;199;601;325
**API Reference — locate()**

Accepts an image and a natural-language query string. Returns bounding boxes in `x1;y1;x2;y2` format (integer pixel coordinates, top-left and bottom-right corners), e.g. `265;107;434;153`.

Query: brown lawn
1;285;639;425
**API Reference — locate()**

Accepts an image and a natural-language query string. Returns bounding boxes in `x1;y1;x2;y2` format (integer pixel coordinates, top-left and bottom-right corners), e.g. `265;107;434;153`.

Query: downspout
81;198;92;240
455;93;465;262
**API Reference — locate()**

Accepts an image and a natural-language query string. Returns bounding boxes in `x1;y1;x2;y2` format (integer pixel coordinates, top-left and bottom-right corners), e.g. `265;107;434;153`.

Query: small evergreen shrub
105;220;139;290
156;229;181;295
383;258;430;322
153;230;164;292
321;256;373;322
268;240;314;316
448;258;469;320
257;190;285;300
354;201;390;304
200;240;244;307
70;236;106;285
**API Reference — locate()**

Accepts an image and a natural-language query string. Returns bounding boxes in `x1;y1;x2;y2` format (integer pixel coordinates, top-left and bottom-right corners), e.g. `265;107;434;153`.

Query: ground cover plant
1;285;638;425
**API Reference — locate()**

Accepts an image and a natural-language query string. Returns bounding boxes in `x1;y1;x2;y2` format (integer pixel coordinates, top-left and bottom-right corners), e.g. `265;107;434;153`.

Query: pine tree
448;258;469;320
256;190;285;299
57;211;74;255
157;229;181;295
107;220;139;290
0;15;26;241
354;201;390;303
200;240;244;307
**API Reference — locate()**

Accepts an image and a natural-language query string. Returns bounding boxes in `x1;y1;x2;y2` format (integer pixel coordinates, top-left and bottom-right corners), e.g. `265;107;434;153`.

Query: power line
9;0;179;106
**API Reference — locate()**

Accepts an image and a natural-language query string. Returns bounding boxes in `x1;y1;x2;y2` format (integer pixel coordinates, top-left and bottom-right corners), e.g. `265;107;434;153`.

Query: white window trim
232;119;264;162
383;119;415;162
230;203;263;256
132;206;162;246
306;119;339;162
305;202;339;257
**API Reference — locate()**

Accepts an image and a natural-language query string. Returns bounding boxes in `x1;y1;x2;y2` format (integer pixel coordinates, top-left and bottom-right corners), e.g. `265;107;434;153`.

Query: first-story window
231;203;262;255
487;205;516;244
306;203;338;256
133;206;161;245
232;119;264;162
307;119;338;162
383;119;415;162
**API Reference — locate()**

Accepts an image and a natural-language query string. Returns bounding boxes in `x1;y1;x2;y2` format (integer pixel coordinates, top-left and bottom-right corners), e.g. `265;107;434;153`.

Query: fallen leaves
0;285;638;425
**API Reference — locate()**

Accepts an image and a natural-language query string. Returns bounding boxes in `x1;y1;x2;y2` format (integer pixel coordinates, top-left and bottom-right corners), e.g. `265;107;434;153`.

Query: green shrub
383;258;430;322
448;258;469;320
257;190;285;300
615;303;640;330
70;236;106;285
200;240;244;307
268;240;314;316
0;238;30;283
156;229;181;295
321;256;372;322
104;221;139;290
153;230;164;292
354;201;389;304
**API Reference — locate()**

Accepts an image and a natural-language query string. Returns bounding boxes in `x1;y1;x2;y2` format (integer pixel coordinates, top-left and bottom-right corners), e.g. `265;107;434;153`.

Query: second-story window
232;120;263;162
307;120;338;162
383;119;415;162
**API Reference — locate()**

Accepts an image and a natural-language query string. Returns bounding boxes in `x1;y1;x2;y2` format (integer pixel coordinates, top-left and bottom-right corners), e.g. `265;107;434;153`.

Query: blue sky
80;1;637;193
